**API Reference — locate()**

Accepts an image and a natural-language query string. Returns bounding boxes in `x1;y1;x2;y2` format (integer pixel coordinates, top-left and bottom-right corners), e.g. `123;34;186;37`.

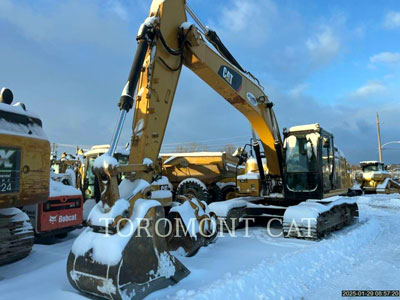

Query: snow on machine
66;1;359;299
356;161;400;194
0;87;50;265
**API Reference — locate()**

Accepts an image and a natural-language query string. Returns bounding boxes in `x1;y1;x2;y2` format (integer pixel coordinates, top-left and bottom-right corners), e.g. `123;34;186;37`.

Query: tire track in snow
165;216;382;300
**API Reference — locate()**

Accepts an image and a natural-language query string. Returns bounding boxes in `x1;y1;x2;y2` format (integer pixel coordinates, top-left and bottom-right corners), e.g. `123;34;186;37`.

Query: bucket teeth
67;205;189;300
166;211;217;257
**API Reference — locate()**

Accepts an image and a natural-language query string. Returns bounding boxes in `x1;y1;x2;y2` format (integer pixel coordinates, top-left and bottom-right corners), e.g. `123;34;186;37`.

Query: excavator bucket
166;197;218;257
67;201;190;300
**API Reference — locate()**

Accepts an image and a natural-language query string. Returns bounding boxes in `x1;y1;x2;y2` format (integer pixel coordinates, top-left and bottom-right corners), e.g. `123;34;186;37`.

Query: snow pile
168;215;381;300
71;198;160;266
64;168;76;187
0;118;47;140
209;199;247;217
119;178;150;200
357;194;400;210
152;176;173;190
0;102;47;140
170;198;216;237
148;251;176;279
180;21;193;30
0;207;30;223
2;194;400;300
137;16;158;36
88;198;130;227
93;153;119;170
49;179;82;197
151;190;172;200
96;278;116;295
83;199;97;221
143;157;153;167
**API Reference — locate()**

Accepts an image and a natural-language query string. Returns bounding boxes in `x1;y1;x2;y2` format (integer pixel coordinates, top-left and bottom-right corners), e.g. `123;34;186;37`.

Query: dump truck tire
176;179;210;203
209;184;224;202
222;185;236;200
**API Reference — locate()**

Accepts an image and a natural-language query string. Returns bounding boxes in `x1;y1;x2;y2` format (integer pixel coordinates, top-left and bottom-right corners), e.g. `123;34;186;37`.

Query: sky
1;0;400;164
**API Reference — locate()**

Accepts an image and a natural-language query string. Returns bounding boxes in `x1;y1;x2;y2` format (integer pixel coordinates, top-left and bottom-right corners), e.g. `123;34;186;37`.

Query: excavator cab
283;124;350;201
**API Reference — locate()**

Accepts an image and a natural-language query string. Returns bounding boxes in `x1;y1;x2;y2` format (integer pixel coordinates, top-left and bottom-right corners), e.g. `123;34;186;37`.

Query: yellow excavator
67;1;359;299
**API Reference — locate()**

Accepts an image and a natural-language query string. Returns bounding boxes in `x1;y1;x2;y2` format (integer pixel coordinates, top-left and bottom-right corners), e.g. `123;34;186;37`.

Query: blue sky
1;0;400;164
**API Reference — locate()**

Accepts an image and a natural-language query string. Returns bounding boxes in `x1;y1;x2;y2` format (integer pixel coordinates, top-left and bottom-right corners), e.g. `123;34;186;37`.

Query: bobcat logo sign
49;215;57;224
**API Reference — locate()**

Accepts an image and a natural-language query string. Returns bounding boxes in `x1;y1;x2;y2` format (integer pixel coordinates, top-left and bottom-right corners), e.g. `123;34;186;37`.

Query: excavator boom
67;1;358;299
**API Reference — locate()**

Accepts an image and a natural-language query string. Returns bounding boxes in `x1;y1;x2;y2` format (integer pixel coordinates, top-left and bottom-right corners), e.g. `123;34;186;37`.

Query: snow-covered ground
0;194;399;300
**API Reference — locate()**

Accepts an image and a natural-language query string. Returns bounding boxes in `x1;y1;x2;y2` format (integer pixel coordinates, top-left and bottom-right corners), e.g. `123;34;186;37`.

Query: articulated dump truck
66;1;359;299
161;151;239;202
0;87;50;265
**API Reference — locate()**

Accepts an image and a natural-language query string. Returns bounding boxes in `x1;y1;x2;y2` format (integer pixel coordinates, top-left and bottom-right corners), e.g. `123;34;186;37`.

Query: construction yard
1;194;399;300
1;1;400;299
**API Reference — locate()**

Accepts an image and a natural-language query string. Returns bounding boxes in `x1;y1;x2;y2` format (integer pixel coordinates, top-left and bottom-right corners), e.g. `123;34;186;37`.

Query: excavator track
0;208;34;266
282;198;359;240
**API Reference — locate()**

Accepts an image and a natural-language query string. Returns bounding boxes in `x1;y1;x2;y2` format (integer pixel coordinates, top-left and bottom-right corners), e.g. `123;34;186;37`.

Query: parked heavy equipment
80;146;238;203
0;87;50;265
78;145;129;201
67;1;359;299
22;179;83;240
51;151;83;188
210;124;358;237
161;151;239;202
357;161;400;194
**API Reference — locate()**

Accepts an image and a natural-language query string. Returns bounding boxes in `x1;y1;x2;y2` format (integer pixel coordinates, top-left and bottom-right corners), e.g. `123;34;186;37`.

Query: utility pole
376;112;383;162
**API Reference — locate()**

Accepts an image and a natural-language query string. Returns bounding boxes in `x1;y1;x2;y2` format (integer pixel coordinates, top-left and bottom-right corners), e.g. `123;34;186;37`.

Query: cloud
351;81;386;98
306;26;340;67
213;0;278;48
289;83;308;97
370;52;400;65
107;0;128;21
1;0;399;166
0;0;136;51
383;11;400;29
208;0;348;89
270;88;400;164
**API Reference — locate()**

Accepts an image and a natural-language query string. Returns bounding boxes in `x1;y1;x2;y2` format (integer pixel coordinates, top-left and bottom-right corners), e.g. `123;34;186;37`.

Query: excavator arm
67;1;283;299
126;0;282;186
